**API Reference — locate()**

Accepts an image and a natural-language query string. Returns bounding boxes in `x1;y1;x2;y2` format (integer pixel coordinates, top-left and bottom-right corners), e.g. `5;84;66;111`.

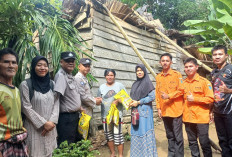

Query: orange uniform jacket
155;69;184;118
183;73;214;123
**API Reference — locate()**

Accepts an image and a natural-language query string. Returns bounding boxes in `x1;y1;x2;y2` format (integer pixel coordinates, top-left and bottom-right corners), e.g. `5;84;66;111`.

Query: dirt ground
96;122;221;157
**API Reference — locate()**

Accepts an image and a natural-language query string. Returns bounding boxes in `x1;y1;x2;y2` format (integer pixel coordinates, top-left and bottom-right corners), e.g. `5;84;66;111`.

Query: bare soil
95;122;221;157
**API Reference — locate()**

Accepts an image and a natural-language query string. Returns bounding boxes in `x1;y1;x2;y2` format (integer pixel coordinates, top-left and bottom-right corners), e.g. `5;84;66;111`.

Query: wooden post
102;4;157;78
132;10;213;72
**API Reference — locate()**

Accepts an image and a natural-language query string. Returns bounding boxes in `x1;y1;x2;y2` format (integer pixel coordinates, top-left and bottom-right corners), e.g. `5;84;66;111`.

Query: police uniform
54;52;82;146
75;71;96;116
75;58;96;136
75;58;96;116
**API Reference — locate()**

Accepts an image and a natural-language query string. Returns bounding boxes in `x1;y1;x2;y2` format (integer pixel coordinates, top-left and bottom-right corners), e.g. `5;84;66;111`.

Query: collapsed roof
62;0;193;41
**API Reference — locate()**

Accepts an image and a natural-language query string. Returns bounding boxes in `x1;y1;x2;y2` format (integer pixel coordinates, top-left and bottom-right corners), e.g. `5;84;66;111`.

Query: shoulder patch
208;84;212;90
225;69;232;74
179;78;183;84
80;81;85;86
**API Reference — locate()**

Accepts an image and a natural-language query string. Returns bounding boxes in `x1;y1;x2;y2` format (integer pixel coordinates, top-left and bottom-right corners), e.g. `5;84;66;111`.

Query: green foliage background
0;0;93;87
182;0;232;54
121;0;209;30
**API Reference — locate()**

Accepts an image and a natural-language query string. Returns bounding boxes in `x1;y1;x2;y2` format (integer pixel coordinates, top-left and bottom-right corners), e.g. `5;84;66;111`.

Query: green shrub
53;140;100;157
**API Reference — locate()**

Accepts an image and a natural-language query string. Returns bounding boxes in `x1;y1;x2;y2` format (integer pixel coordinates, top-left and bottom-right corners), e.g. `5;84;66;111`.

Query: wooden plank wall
79;10;186;132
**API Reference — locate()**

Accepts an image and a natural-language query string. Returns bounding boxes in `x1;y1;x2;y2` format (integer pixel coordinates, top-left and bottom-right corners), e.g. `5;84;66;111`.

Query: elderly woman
19;56;59;157
129;64;158;157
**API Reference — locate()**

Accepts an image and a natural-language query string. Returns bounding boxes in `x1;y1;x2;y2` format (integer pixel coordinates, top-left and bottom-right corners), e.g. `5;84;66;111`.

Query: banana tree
0;0;94;87
181;0;232;55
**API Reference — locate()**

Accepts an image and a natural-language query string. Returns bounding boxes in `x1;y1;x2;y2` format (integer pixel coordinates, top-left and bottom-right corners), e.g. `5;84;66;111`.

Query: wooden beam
77;17;91;29
132;10;213;72
102;4;157;78
123;4;137;21
72;12;87;26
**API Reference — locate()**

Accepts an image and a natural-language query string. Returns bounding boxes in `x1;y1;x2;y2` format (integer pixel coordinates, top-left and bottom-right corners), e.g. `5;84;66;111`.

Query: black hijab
130;64;155;100
30;56;51;94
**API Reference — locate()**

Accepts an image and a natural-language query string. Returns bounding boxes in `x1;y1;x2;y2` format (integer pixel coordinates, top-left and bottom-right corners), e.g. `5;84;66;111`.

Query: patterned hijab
130;64;155;100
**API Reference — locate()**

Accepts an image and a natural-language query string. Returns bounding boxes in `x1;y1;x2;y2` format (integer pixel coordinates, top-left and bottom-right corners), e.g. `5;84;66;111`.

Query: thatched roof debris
62;0;85;21
166;29;194;47
62;0;213;72
167;29;194;40
62;0;195;43
101;0;165;33
183;45;215;68
62;0;166;33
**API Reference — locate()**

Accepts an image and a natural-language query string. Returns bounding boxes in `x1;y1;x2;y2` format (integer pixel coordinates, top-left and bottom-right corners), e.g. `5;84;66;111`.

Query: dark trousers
214;112;232;157
163;115;184;157
57;112;82;146
185;123;212;157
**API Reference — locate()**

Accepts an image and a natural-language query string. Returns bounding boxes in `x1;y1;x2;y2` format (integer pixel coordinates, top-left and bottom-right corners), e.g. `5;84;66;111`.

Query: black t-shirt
212;64;232;114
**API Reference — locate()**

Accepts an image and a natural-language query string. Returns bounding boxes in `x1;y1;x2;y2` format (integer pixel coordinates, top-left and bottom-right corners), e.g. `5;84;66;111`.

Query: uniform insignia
179;78;183;83
68;53;73;57
80;81;85;86
208;84;212;90
86;59;90;63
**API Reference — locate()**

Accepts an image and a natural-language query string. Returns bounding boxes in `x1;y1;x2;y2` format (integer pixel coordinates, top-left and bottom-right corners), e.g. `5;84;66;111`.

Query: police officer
54;52;83;146
75;58;102;136
75;58;102;117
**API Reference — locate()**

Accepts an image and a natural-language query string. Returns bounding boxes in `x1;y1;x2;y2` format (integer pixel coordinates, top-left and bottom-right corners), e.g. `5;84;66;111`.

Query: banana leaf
223;24;232;40
197;47;213;55
219;0;232;10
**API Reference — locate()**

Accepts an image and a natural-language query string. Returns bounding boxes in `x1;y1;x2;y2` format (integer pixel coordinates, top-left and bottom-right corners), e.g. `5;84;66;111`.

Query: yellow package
78;112;91;140
113;107;119;125
106;104;116;124
113;89;132;110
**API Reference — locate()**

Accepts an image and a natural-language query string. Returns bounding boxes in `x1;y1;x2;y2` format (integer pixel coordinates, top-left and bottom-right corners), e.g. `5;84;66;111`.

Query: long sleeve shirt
155;69;184;117
183;73;214;123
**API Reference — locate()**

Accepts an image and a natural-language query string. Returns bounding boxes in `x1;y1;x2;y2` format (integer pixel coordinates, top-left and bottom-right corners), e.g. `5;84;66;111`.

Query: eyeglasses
64;59;75;63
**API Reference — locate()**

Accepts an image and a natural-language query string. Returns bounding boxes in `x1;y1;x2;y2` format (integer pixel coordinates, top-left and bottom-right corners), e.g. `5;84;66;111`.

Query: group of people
155;45;232;157
0;50;101;157
0;44;231;157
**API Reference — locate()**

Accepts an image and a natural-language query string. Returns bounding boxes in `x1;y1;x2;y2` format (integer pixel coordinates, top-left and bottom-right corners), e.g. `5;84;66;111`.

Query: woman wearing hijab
129;64;158;157
19;56;59;157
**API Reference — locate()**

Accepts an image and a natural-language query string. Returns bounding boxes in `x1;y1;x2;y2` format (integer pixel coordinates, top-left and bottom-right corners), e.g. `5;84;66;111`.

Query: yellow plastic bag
113;89;132;110
113;107;119;126
78;112;91;140
106;104;116;124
